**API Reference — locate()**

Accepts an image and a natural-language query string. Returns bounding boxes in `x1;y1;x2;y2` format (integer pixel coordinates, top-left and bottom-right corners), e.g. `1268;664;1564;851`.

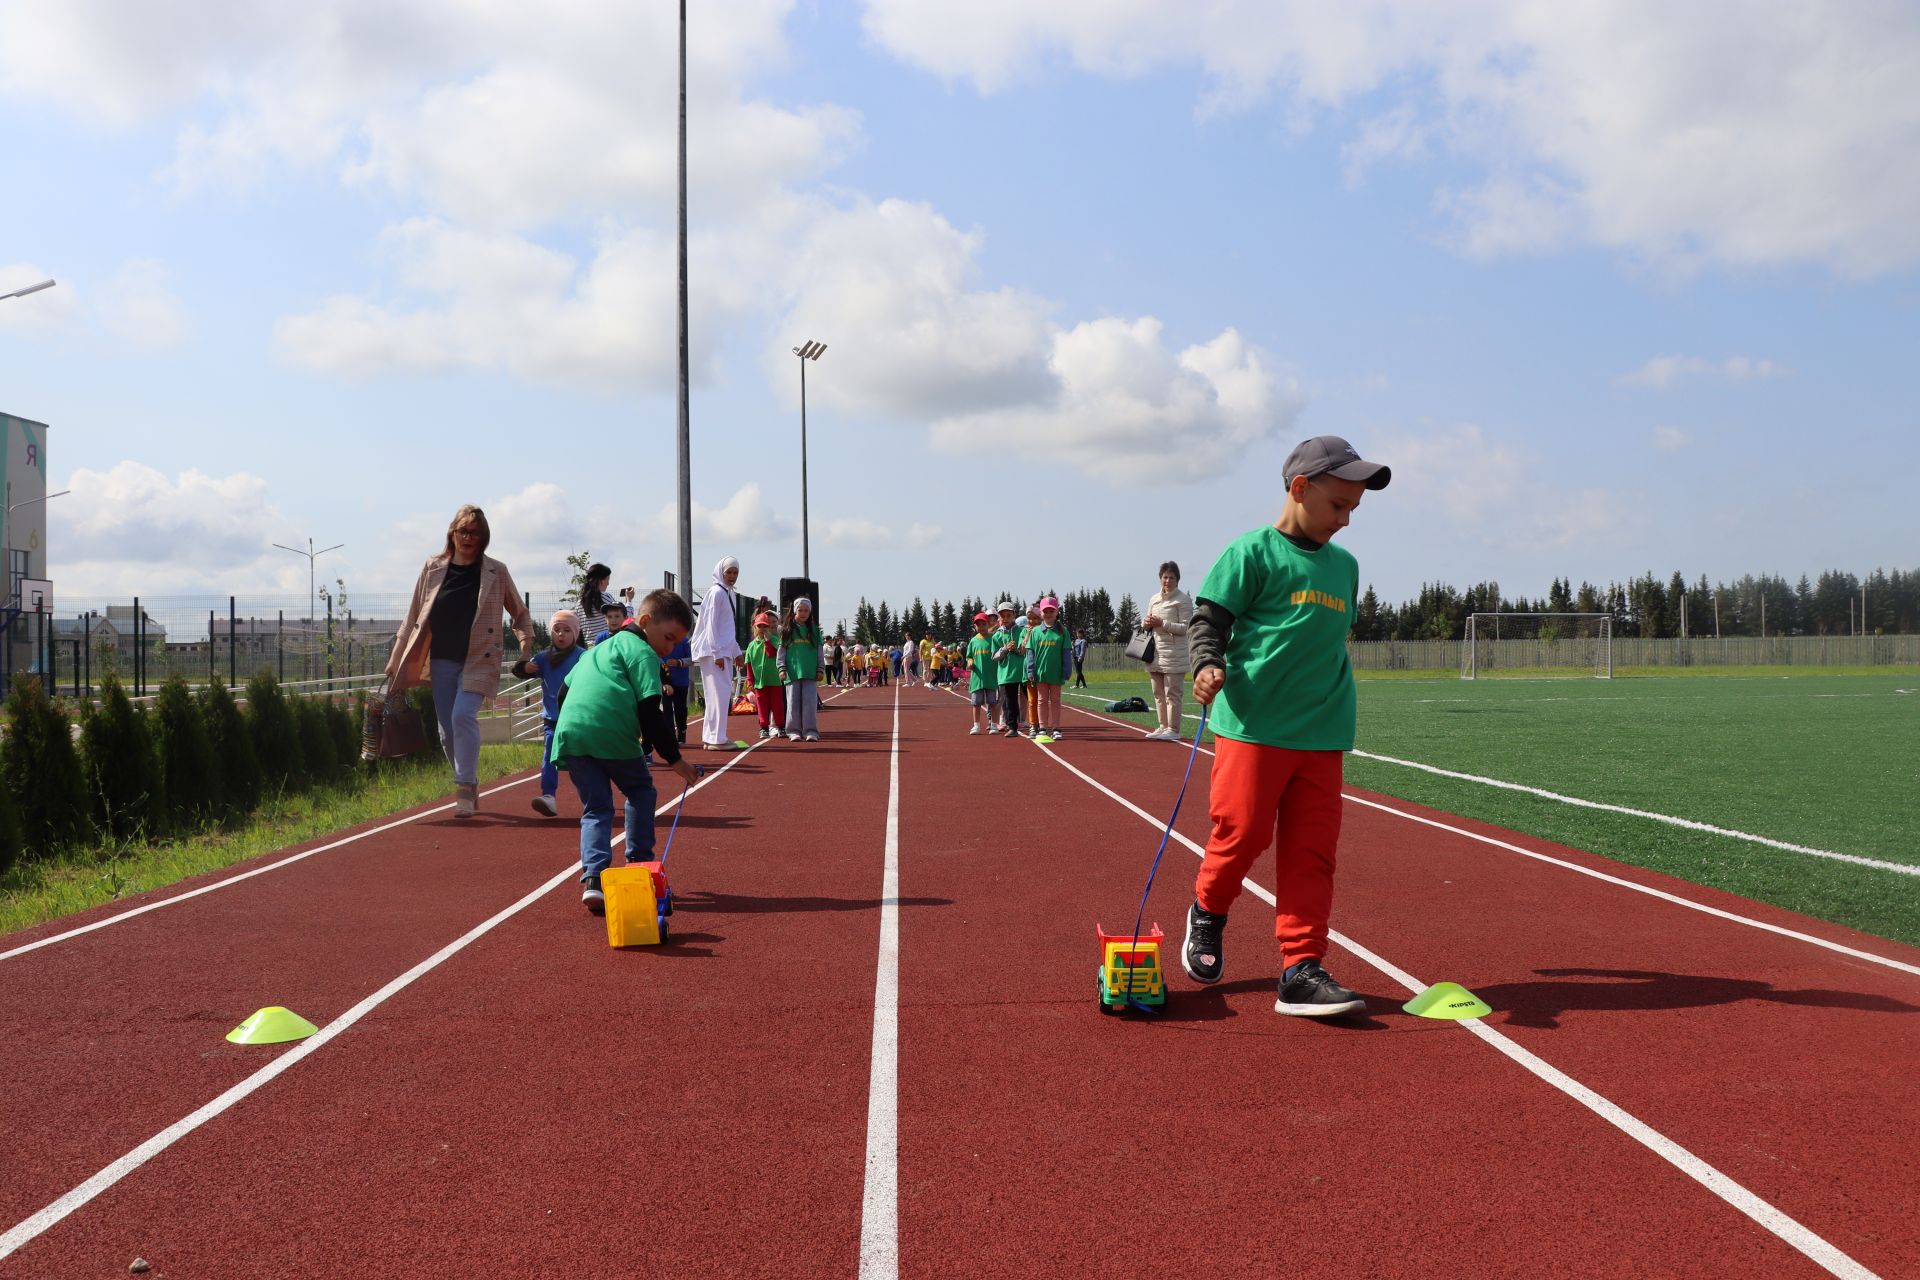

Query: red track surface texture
2;686;1916;1279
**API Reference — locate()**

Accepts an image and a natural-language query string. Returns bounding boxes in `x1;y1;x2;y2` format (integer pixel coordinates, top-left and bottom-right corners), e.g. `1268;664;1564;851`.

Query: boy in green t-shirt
965;611;1000;735
1182;436;1390;1017
990;601;1027;738
551;589;701;915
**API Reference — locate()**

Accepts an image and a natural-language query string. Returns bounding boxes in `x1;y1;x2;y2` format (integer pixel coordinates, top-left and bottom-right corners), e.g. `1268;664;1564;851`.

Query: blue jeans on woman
565;755;658;888
429;658;486;787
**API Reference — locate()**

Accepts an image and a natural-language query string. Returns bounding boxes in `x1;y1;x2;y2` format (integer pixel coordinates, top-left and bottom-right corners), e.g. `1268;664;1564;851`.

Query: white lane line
858;683;902;1280
1;773;540;962
1038;746;1881;1280
1052;694;1920;981
1348;749;1917;877
0;745;764;1263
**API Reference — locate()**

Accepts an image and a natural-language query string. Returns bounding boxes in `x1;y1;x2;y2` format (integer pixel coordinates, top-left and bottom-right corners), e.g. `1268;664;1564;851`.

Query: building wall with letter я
2;412;51;606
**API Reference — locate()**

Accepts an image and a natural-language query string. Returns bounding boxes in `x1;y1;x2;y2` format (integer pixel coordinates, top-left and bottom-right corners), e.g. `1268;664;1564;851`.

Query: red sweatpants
1192;736;1344;968
753;686;786;731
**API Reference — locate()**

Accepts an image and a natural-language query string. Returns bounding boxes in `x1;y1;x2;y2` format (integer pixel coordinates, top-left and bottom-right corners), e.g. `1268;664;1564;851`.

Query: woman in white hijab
689;556;743;748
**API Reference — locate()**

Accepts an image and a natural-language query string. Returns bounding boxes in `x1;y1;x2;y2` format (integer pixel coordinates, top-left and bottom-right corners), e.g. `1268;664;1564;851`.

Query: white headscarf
690;556;743;660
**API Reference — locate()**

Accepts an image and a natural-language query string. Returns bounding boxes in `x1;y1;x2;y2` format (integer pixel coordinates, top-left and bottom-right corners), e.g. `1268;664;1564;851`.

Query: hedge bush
3;673;91;862
199;680;261;821
245;671;304;794
292;696;339;787
0;753;24;875
82;674;167;843
154;677;221;831
327;697;360;773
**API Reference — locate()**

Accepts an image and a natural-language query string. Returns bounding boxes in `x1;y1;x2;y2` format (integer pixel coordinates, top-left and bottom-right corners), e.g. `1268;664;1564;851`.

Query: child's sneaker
805;733;819;742
530;794;558;817
582;885;605;915
787;730;802;741
1274;959;1365;1017
968;724;981;735
1182;900;1226;984
758;727;770;740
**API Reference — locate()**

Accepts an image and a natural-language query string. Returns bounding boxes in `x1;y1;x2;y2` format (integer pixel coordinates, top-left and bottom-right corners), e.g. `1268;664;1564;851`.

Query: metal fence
1;591;590;700
1081;634;1919;676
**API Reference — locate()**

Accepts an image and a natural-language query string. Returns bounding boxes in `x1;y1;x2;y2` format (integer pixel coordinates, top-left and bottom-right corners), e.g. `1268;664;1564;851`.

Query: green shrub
154;677;221;832
293;697;339;786
0;755;23;875
406;684;441;757
198;680;261;821
326;697;360;773
245;671;304;794
81;674;167;842
1;673;90;860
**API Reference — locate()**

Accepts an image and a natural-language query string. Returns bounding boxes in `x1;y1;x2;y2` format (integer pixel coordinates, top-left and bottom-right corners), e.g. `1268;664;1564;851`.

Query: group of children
739;600;824;741
961;598;1071;740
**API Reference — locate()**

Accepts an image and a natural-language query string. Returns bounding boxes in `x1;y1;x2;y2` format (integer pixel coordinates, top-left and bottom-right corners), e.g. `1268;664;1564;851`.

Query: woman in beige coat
385;505;534;816
1142;560;1193;740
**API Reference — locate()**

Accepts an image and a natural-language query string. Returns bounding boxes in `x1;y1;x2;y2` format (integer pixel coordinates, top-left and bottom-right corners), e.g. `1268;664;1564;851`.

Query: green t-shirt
1028;623;1066;684
967;633;998;692
780;622;820;681
1196;526;1360;751
994;625;1025;685
550;628;664;762
745;637;783;688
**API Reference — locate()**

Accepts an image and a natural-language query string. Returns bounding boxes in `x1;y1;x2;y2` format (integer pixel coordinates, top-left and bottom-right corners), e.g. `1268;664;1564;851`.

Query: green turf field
1064;669;1920;948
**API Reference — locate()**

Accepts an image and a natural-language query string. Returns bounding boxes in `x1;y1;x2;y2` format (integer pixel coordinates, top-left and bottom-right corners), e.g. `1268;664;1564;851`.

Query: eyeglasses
453;527;482;539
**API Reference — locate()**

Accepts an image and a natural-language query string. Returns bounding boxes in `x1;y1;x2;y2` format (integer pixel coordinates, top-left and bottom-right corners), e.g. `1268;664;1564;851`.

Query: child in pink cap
1027;597;1068;740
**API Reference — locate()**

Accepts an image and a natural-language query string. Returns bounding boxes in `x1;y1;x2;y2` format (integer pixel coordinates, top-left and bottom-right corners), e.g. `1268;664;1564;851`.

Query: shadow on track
1482;967;1920;1030
1144;978;1394;1031
674;889;953;916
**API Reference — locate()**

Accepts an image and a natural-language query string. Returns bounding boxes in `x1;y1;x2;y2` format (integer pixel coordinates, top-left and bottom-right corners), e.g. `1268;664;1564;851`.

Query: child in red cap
743;611;786;739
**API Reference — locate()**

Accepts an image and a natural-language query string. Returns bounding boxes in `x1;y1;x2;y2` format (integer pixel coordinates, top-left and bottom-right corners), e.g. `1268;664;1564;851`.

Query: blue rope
656;766;703;871
1123;707;1209;970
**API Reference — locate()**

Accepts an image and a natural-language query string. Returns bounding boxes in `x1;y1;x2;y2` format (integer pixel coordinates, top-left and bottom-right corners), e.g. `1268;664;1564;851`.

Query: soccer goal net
1461;613;1613;679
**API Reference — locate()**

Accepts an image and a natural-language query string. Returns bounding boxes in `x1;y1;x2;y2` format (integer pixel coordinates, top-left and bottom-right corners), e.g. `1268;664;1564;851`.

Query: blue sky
2;1;1915;627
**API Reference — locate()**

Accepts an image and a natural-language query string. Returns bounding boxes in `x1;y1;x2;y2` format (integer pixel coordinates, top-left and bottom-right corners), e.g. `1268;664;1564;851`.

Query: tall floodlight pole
674;0;693;599
0;278;55;302
792;341;827;578
271;537;344;627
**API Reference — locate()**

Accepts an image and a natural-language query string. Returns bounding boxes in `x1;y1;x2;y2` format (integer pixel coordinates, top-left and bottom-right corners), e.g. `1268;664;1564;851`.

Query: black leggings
667;685;689;742
1000;681;1025;729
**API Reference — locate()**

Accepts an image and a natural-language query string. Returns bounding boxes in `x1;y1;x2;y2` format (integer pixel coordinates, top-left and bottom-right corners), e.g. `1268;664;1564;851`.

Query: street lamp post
0;278;55;302
272;538;343;679
791;340;827;578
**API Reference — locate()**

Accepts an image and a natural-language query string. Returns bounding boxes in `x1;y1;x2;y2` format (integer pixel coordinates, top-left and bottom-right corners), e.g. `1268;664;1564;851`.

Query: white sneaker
805;733;819;742
530;794;559;817
582;887;605;915
787;731;802;741
968;724;981;735
1143;728;1169;741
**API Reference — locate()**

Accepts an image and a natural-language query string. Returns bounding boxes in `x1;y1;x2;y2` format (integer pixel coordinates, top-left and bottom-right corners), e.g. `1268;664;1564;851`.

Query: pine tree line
826;566;1918;646
0;671;438;878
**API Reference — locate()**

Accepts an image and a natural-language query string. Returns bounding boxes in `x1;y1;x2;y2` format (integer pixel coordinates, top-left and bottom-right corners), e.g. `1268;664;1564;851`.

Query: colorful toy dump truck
1097;924;1165;1013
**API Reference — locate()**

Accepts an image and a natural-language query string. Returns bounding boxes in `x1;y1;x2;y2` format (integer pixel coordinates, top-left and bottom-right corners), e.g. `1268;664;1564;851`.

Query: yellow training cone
226;1006;320;1045
1402;982;1491;1020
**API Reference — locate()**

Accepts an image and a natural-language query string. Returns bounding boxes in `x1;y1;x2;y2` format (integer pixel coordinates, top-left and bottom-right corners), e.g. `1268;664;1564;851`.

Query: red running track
1;683;1915;1278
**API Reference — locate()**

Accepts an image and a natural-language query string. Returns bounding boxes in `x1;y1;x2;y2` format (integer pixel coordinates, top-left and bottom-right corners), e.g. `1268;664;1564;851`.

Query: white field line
1347;749;1918;878
1051;693;1920;982
0;772;540;963
0;743;767;1263
1063;688;1913;876
858;683;902;1280
1038;743;1881;1280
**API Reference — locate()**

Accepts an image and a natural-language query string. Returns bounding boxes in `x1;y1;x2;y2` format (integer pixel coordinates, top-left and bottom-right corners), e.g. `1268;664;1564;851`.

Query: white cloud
820;517;892;548
1618;355;1789;389
1378;422;1623;549
908;522;942;547
654;482;793;545
1652;426;1692;452
861;0;1920;275
98;259;188;350
928;319;1302;484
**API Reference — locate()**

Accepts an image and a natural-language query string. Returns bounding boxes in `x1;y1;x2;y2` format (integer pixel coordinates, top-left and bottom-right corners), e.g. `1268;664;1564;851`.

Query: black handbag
1124;629;1156;663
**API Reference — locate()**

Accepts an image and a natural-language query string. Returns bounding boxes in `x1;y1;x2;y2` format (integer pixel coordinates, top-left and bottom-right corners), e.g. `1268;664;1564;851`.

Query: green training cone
1402;982;1491;1020
226;1006;320;1045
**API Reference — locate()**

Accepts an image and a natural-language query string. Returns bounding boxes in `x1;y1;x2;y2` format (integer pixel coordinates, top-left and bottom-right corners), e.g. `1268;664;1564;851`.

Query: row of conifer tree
0;672;438;876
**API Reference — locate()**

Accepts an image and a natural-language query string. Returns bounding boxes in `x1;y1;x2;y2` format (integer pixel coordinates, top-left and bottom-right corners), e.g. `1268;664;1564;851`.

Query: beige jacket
1145;588;1193;673
386;553;534;698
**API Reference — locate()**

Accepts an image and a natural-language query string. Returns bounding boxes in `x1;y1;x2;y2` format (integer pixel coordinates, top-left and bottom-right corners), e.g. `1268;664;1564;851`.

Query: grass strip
0;742;541;937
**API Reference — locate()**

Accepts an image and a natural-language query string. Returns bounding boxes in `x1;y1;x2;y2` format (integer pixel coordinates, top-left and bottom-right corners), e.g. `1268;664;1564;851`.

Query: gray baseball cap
1282;435;1391;490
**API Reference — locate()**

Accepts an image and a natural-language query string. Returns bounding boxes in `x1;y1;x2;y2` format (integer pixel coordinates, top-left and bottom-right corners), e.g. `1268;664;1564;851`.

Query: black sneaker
582;886;605;916
1182;900;1227;984
1274;960;1365;1017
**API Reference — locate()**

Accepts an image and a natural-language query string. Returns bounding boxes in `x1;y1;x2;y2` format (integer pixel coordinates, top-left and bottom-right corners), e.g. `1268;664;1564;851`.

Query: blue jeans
429;658;486;786
539;719;559;797
565;755;657;887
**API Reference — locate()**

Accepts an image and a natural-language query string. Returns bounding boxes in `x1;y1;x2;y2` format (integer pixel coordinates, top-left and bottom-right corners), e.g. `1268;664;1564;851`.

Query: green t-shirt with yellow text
1196;526;1360;751
967;634;998;692
993;626;1025;686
